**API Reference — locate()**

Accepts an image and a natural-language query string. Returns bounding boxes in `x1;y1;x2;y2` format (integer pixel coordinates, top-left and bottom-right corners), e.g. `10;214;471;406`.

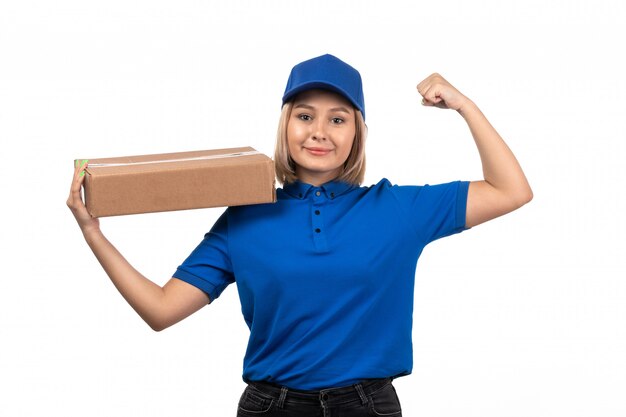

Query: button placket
311;188;328;252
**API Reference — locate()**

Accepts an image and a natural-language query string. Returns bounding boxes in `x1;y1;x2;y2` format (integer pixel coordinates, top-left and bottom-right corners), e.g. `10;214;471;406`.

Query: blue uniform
173;178;469;390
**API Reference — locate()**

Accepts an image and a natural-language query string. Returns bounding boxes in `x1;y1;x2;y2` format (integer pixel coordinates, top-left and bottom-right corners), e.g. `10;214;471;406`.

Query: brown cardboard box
79;147;276;217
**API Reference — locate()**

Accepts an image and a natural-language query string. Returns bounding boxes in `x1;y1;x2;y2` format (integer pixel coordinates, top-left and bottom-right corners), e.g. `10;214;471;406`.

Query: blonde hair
274;101;367;186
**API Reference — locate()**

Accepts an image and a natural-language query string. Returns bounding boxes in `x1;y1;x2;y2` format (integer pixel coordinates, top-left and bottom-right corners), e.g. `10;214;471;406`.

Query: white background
1;1;625;416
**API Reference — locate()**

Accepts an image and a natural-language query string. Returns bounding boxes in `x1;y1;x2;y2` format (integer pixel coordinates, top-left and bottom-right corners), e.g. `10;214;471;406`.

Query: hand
417;73;471;112
67;160;100;235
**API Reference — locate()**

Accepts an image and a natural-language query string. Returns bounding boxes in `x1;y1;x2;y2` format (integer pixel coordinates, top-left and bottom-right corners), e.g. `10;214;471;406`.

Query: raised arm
417;74;533;228
67;160;209;331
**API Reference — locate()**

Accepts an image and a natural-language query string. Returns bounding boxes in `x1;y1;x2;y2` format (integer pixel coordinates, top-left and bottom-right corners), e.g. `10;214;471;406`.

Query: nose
311;119;327;141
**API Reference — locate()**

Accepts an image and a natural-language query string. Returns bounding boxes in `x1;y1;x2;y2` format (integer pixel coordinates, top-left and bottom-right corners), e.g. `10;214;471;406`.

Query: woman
67;54;532;416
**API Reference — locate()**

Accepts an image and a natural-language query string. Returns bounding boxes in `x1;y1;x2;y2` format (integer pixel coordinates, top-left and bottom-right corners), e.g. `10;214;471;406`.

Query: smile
305;147;333;156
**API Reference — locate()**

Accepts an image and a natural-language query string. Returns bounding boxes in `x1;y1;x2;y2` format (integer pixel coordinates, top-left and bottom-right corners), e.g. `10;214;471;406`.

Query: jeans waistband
246;377;392;407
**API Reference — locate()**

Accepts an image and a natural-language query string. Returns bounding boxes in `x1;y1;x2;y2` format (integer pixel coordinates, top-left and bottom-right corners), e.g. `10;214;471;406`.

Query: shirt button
330;192;335;198
298;193;303;198
315;191;321;197
315;210;320;215
315;228;321;233
321;393;329;401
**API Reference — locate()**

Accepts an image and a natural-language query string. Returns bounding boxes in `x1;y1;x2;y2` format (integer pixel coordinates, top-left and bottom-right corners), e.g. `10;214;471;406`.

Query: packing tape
86;150;261;168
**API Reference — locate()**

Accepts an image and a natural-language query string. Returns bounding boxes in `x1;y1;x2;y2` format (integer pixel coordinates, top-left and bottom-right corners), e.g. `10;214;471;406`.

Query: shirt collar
282;179;357;200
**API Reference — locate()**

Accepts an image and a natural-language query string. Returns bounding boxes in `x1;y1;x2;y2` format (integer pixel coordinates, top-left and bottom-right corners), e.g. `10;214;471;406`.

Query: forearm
459;100;533;205
83;229;167;330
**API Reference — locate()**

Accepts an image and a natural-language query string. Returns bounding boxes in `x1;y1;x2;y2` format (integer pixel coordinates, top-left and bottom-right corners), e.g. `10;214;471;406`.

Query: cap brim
282;81;363;114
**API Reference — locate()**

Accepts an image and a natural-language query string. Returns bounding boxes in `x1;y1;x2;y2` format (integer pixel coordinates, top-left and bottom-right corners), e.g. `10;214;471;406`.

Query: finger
419;84;432;105
417;73;441;92
68;160;88;203
71;160;87;190
72;159;88;178
416;81;425;95
434;100;449;109
68;174;83;207
417;82;430;102
417;76;433;96
420;84;441;104
423;96;448;109
416;78;431;96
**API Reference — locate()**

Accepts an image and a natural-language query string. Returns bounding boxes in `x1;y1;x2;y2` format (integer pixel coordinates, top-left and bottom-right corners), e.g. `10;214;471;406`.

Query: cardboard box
79;147;276;217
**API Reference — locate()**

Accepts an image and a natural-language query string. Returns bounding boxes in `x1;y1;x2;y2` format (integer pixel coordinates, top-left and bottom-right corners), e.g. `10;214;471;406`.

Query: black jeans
237;377;402;417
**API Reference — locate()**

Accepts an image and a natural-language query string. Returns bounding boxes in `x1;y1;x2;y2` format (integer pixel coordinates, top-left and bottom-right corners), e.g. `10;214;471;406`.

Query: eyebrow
293;103;352;114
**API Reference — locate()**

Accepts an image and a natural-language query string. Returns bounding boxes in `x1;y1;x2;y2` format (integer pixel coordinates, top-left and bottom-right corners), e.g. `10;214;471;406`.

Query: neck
295;168;341;187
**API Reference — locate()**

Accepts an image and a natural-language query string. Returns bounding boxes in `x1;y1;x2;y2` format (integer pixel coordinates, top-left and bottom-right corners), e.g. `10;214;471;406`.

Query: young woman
67;54;532;417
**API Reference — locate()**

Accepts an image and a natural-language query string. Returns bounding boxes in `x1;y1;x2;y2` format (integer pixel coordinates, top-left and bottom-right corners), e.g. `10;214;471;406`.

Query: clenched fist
417;73;471;112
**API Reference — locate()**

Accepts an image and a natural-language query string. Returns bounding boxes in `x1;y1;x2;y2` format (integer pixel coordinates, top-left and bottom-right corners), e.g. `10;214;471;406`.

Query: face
287;89;356;186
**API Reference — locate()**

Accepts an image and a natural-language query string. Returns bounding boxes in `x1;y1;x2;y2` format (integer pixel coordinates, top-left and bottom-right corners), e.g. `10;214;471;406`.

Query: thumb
421;97;443;107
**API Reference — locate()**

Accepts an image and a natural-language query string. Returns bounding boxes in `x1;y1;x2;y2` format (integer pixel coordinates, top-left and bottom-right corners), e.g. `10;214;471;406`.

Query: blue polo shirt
173;178;469;390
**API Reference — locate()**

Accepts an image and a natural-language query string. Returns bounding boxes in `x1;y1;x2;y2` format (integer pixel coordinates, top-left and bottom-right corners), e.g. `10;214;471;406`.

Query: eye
298;114;312;121
331;117;344;124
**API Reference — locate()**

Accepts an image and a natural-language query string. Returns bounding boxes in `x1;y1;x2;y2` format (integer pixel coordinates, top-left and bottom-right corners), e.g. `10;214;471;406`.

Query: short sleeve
173;209;235;302
388;180;469;243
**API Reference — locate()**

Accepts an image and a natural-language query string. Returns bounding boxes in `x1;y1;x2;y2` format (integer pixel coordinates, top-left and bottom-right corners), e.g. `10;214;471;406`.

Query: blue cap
282;54;365;120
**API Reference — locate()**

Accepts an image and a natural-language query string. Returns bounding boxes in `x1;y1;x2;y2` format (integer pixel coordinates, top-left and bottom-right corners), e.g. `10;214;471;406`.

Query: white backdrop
1;1;625;416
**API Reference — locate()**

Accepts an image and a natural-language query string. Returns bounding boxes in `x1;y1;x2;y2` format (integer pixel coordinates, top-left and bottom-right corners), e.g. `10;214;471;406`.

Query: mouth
305;147;333;156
